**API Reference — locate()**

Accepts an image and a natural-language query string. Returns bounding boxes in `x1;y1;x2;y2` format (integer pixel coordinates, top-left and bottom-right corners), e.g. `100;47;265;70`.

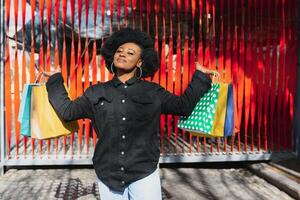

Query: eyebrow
118;47;136;53
128;49;136;53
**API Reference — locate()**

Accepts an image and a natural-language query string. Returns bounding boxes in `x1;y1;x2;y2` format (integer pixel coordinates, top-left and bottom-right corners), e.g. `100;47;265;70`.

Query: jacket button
122;99;125;103
122;181;125;185
121;151;124;155
122;117;126;121
122;135;126;139
121;167;124;171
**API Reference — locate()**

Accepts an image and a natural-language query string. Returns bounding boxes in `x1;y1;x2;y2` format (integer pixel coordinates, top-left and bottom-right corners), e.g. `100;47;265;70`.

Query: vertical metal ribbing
295;0;300;157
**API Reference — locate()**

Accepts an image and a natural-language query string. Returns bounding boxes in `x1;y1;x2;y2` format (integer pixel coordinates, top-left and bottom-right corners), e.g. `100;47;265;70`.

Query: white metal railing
0;0;6;176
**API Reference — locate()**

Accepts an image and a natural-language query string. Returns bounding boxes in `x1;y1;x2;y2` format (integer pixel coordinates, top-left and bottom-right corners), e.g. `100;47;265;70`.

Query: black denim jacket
46;70;211;192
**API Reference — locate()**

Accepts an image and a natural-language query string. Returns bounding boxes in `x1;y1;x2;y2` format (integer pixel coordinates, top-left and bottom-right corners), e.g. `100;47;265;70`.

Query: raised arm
158;69;212;116
46;73;93;122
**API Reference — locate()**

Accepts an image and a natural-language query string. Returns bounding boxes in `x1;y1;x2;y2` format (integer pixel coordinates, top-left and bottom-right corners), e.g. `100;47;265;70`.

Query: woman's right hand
43;68;61;77
195;62;216;75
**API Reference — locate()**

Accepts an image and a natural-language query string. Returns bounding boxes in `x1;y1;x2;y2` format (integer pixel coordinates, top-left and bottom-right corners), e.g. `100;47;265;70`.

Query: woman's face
113;42;143;72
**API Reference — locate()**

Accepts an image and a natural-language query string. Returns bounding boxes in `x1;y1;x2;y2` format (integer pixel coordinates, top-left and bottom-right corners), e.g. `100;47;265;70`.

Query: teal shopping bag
18;84;33;137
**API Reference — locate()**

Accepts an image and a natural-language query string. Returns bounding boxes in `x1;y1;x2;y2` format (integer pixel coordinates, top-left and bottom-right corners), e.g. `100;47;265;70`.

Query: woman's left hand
195;62;216;75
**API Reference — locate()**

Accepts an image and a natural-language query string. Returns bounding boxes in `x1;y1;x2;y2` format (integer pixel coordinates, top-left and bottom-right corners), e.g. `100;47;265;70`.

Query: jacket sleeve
157;70;212;116
46;73;93;121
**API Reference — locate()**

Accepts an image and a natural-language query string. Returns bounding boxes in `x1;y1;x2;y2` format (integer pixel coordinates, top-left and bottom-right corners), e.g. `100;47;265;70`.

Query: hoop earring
110;62;115;75
135;66;142;79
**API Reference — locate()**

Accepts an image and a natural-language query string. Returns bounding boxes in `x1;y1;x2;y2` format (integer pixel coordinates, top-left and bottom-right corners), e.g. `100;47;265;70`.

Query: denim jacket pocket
130;94;154;121
93;93;114;131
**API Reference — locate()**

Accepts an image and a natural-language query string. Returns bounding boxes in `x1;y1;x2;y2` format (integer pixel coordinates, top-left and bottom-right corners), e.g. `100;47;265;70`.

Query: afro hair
100;28;160;78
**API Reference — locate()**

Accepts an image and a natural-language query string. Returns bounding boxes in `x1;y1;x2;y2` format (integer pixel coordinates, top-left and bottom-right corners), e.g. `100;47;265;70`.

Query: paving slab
246;153;300;200
0;166;295;200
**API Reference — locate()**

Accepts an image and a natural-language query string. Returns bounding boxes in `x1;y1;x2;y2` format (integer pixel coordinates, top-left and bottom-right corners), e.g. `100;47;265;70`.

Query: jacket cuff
193;70;212;84
46;73;64;88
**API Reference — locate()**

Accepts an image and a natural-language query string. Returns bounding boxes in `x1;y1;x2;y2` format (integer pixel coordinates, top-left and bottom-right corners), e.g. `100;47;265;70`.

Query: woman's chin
115;66;135;73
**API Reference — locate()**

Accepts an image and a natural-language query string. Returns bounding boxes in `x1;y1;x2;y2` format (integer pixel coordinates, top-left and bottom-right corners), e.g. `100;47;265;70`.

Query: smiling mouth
117;58;127;63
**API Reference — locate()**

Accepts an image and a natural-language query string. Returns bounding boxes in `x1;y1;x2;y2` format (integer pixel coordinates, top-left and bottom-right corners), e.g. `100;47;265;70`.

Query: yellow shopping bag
209;82;228;137
190;82;229;137
30;83;78;139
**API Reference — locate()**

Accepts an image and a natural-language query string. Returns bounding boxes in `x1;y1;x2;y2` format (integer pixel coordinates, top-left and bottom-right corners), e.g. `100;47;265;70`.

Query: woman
45;28;213;200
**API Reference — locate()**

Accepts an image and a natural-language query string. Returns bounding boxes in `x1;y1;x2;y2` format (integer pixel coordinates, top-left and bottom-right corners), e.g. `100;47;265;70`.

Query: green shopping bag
177;82;229;137
177;84;220;135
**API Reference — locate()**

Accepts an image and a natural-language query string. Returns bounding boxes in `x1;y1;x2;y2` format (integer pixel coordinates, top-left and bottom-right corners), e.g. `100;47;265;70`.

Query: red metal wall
3;0;298;161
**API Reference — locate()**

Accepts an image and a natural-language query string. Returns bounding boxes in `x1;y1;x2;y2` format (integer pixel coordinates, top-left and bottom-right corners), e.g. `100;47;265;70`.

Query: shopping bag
224;84;234;136
177;82;229;137
18;84;33;137
30;83;79;139
206;82;228;137
177;84;220;136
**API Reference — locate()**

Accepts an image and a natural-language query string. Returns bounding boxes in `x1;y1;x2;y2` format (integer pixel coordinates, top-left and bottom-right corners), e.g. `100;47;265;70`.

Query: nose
119;52;125;57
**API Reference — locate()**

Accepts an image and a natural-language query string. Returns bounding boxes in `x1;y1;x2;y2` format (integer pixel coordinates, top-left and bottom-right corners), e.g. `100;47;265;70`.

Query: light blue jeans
97;168;162;200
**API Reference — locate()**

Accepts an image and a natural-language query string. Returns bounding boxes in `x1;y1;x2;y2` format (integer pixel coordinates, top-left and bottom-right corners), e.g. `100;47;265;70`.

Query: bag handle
212;71;219;84
211;71;227;84
34;71;46;84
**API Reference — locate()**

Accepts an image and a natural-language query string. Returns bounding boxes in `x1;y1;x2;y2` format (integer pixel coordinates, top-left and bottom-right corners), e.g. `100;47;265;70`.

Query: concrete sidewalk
0;163;295;200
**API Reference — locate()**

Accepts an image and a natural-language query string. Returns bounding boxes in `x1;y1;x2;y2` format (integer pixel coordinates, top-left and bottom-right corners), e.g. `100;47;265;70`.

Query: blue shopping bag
224;83;234;136
18;84;33;137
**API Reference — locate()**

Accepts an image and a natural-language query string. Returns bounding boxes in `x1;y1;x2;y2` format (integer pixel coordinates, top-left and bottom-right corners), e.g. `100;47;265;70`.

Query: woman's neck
116;70;136;84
